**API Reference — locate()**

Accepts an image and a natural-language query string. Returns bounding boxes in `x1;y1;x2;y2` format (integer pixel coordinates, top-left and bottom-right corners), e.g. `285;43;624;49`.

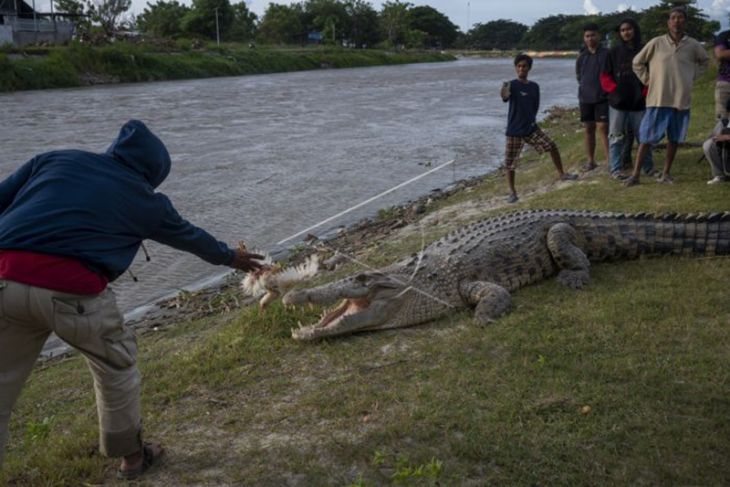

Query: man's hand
231;248;266;272
713;133;730;143
500;81;510;101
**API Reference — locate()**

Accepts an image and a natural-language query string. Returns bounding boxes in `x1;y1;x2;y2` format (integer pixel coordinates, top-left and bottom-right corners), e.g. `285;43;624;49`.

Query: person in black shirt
713;29;730;119
500;54;577;204
601;18;654;179
576;23;609;172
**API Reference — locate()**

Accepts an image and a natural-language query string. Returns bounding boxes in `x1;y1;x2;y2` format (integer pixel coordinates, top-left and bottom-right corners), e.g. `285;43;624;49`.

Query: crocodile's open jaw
293;297;371;338
283;271;409;340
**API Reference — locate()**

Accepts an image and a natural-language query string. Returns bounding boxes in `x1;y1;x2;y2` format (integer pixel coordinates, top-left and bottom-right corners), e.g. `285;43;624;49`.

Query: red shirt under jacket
0;250;108;295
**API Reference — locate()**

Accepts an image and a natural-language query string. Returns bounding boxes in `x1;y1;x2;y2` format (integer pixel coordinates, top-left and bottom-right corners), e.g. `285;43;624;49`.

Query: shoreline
0;44;455;92
1;45;581;93
38;171;494;362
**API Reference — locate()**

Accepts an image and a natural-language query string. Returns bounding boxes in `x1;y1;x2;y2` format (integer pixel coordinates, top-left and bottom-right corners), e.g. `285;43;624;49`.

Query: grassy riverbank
2;69;729;485
0;42;454;92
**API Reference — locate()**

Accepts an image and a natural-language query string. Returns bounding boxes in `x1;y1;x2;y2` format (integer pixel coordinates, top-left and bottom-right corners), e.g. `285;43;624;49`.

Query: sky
26;0;730;31
199;0;730;31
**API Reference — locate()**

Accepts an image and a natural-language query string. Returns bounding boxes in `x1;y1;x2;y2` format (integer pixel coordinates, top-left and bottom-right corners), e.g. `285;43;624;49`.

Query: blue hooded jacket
0;120;235;281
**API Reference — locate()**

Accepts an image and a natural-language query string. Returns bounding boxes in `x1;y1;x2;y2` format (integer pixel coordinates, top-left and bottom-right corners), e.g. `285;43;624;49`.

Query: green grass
1;66;729;486
0;42;454;92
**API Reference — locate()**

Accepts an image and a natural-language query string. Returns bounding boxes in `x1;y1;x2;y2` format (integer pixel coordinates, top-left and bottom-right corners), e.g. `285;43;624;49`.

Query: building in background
0;0;75;46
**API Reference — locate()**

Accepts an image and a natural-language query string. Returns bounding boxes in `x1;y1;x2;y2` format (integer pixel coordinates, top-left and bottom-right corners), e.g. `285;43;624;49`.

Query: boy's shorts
579;101;609;123
504;127;557;171
638;107;690;144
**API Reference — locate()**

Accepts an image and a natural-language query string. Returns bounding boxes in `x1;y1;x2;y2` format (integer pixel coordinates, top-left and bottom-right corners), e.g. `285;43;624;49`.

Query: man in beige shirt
624;7;709;186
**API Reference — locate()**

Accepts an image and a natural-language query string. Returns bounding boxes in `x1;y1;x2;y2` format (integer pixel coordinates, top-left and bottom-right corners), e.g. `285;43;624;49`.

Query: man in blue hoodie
0;120;264;479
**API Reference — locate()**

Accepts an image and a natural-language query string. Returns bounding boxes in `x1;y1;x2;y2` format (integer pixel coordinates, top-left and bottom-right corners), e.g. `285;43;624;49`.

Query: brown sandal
117;443;164;480
623;176;640;187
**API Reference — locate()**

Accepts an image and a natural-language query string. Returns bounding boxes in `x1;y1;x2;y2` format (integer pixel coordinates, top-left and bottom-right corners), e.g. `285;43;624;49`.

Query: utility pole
467;1;470;33
31;0;37;42
50;0;57;42
214;7;220;46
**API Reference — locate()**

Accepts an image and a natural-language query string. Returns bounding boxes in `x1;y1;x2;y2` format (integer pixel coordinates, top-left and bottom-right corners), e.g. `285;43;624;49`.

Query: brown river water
0;57;576;329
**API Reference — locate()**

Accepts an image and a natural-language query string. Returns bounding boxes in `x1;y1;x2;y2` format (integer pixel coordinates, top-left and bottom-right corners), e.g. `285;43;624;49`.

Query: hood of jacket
616;17;642;48
605;18;646;111
105;119;171;188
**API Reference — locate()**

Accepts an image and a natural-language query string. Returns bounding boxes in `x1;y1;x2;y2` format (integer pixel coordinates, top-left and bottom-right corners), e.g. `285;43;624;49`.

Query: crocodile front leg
547;223;590;289
459;281;511;325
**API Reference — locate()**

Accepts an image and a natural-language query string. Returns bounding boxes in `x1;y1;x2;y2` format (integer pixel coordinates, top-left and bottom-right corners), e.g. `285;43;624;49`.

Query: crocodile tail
626;211;730;257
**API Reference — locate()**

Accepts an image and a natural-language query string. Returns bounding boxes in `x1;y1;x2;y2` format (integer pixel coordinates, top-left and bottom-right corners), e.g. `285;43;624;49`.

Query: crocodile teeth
297;320;304;329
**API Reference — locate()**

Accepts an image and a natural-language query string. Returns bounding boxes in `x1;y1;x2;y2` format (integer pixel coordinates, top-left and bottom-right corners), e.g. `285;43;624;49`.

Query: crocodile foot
460;280;512;326
556;269;590;289
473;294;511;326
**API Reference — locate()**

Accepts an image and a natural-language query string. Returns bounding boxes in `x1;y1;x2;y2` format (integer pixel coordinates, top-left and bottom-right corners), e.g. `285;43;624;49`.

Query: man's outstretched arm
151;195;264;272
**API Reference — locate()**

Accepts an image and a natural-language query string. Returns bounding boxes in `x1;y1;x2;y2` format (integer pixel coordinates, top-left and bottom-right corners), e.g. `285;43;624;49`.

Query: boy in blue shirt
501;54;577;203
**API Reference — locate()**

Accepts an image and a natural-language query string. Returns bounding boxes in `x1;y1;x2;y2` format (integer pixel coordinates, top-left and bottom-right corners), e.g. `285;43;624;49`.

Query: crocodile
282;209;730;340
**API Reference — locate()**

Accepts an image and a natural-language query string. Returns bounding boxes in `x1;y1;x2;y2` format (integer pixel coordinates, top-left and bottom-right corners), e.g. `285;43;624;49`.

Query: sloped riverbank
0;43;454;92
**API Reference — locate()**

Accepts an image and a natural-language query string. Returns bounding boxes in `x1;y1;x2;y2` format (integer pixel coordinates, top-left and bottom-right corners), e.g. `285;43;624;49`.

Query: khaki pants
0;280;142;467
703;137;730;178
715;81;730;119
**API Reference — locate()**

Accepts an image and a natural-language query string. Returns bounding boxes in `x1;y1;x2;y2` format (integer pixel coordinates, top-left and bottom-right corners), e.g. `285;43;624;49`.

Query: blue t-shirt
505;79;539;137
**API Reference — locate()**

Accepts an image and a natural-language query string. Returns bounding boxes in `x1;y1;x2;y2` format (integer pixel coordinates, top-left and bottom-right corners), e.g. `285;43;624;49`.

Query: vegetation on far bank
0;42;454;92
1;67;729;487
469;0;718;51
4;0;717;91
54;0;718;56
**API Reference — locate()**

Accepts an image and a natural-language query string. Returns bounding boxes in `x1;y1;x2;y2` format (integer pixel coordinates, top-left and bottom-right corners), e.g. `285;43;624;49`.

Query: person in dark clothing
713;28;730;119
576;22;609;172
500;54;577;203
600;17;654;179
0;120;265;479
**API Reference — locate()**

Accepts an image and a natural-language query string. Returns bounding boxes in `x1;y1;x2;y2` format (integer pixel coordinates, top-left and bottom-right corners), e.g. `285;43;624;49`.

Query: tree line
54;0;720;48
469;0;719;51
135;0;460;48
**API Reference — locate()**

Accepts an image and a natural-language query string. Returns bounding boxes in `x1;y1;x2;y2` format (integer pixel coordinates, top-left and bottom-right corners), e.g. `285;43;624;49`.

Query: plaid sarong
503;127;557;170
